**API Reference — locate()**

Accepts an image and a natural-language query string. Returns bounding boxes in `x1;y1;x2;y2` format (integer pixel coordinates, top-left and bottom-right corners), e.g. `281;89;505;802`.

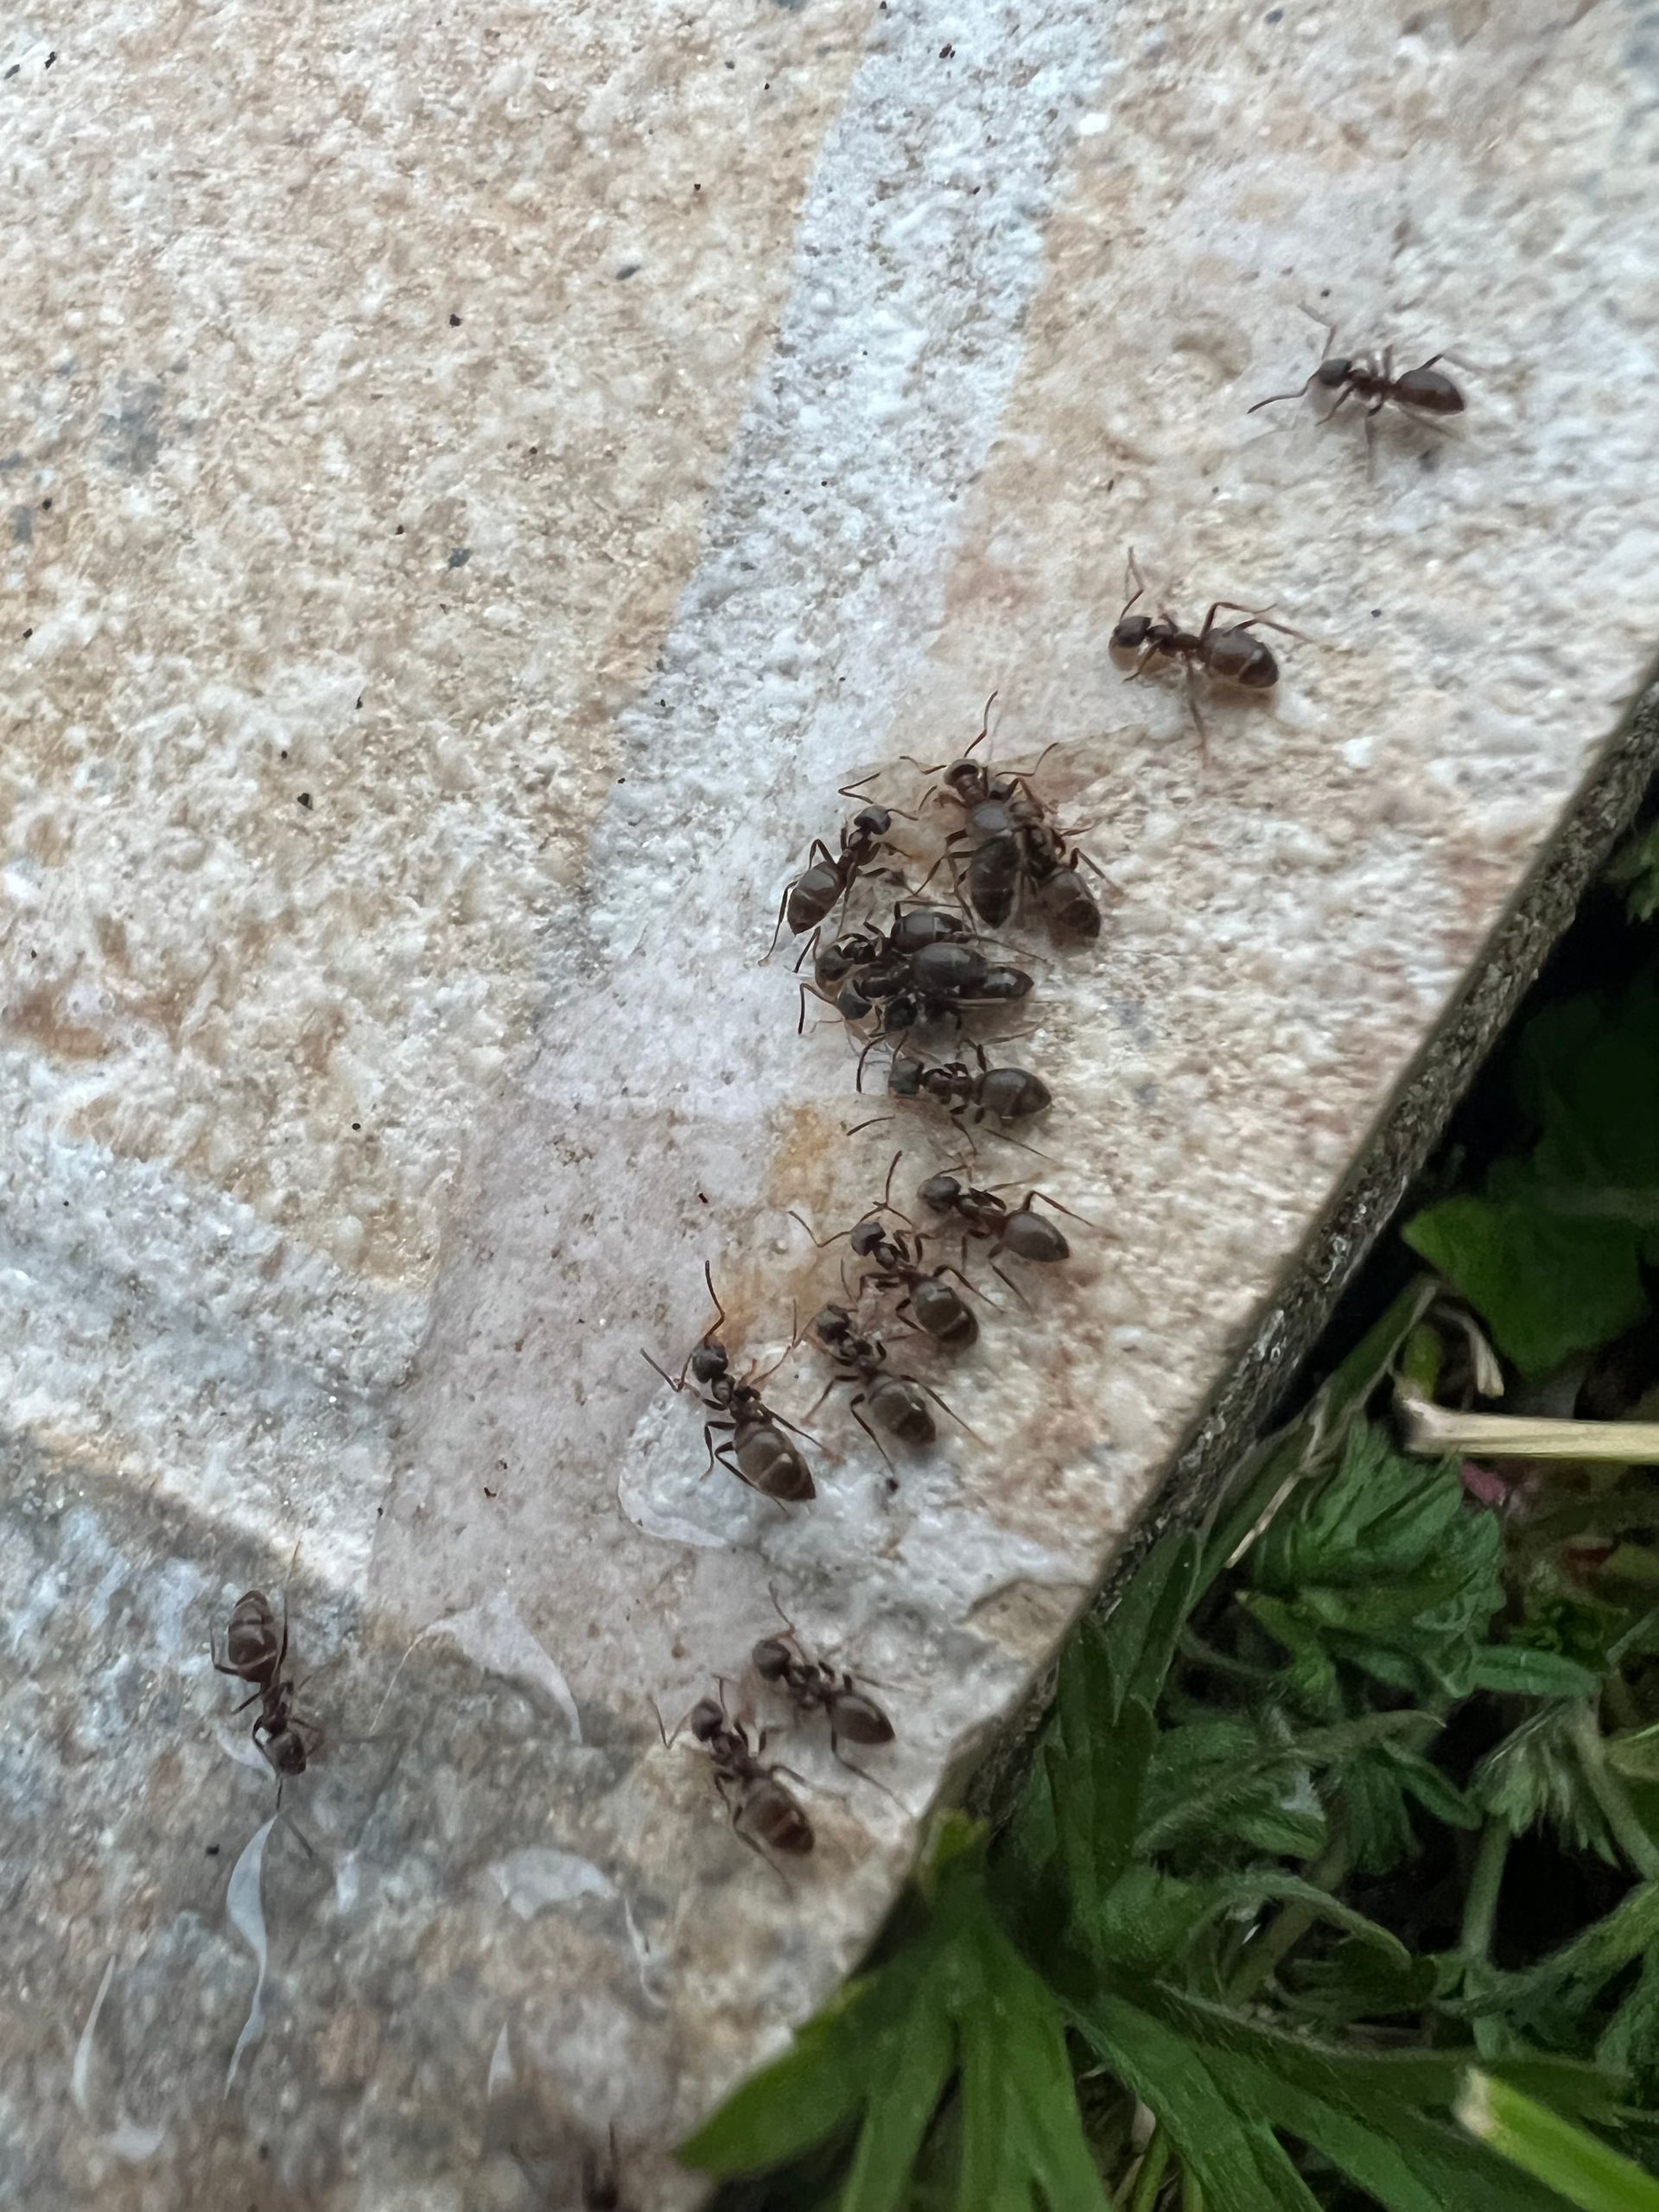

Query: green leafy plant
691;933;1659;2209
1403;971;1659;1377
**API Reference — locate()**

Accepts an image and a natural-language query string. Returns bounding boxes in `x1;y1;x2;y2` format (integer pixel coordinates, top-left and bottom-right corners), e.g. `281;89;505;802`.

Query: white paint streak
224;1817;276;2093
71;1958;117;2120
490;1848;616;1920
486;2018;515;2099
370;1591;582;1741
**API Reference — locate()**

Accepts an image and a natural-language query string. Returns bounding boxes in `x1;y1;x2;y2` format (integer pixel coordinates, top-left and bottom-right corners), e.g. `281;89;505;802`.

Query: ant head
1111;614;1153;650
888;1055;925;1098
1314;355;1351;387
688;1697;726;1743
943;760;983;799
264;1728;308;1777
852;804;892;839
917;1171;963;1211
690;1342;729;1386
849;1218;887;1258
752;1636;793;1682
836;978;875;1022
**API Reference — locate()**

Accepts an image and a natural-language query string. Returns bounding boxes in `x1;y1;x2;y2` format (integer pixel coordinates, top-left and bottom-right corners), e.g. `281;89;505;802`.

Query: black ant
659;1685;815;1882
1249;315;1465;462
806;1304;977;1459
791;1154;984;1351
753;1589;895;1783
1110;550;1303;760
767;787;914;953
916;1170;1086;1299
212;1580;321;1790
909;699;1105;932
641;1264;816;1503
888;1045;1052;1129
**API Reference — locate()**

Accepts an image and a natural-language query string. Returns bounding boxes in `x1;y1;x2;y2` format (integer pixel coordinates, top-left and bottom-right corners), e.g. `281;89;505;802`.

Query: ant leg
843;1110;896;1140
639;1345;690;1394
1183;669;1212;766
968;690;998;759
1119;546;1147;617
232;1686;264;1714
933;1261;999;1309
828;1724;903;1807
848;1394;898;1471
788;1209;843;1250
992;1257;1035;1311
907;1375;987;1445
791;928;821;977
764;880;794;960
1246;374;1317;416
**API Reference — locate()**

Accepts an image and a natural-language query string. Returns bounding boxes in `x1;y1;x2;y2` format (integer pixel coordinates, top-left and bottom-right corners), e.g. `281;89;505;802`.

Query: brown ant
806;1304;978;1459
1110;550;1303;760
1249;315;1465;463
916;1170;1086;1300
659;1684;815;1882
641;1264;816;1503
212;1580;321;1790
753;1589;895;1785
767;786;915;953
790;1154;984;1351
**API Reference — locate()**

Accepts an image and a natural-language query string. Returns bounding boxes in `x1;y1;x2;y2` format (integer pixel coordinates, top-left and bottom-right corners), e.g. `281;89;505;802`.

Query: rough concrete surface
4;0;1659;2203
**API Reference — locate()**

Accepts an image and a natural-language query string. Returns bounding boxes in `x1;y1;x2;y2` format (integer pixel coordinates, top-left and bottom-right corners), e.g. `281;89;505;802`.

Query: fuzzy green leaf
1065;1987;1322;2211
1469;1647;1605;1698
1405;1197;1649;1381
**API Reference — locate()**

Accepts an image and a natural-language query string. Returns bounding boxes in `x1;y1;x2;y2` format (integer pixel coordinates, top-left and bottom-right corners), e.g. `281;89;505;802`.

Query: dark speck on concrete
615;263;641;280
45;49;55;66
22;627;33;639
102;378;164;475
41;497;52;511
447;546;471;568
3;65;16;79
449;312;461;327
296;792;313;810
1264;6;1282;19
10;508;32;544
206;1844;219;1856
356;694;363;709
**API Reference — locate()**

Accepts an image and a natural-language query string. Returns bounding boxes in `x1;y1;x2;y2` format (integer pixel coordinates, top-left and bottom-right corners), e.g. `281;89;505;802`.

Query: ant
807;1304;977;1459
660;1684;815;1881
954;810;1106;937
916;1170;1086;1299
753;1589;895;1783
1110;550;1303;760
1249;315;1465;463
888;1045;1052;1129
641;1264;816;1503
790;1154;984;1351
212;1580;321;1790
910;699;1105;933
767;785;915;953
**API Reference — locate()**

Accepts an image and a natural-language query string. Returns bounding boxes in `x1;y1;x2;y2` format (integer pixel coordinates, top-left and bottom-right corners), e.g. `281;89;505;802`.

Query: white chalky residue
224;1817;276;2093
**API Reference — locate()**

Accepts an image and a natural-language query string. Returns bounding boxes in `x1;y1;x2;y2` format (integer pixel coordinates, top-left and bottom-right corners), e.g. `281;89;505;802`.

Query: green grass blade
1456;2071;1659;2212
836;1999;956;2212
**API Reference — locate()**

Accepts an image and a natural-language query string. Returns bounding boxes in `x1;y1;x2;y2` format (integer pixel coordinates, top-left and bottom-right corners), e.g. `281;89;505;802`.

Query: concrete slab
4;0;1659;2202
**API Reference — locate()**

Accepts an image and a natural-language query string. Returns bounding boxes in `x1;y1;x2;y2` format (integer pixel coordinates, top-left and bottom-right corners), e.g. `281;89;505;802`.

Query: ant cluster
645;315;1471;1877
641;702;1099;1872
